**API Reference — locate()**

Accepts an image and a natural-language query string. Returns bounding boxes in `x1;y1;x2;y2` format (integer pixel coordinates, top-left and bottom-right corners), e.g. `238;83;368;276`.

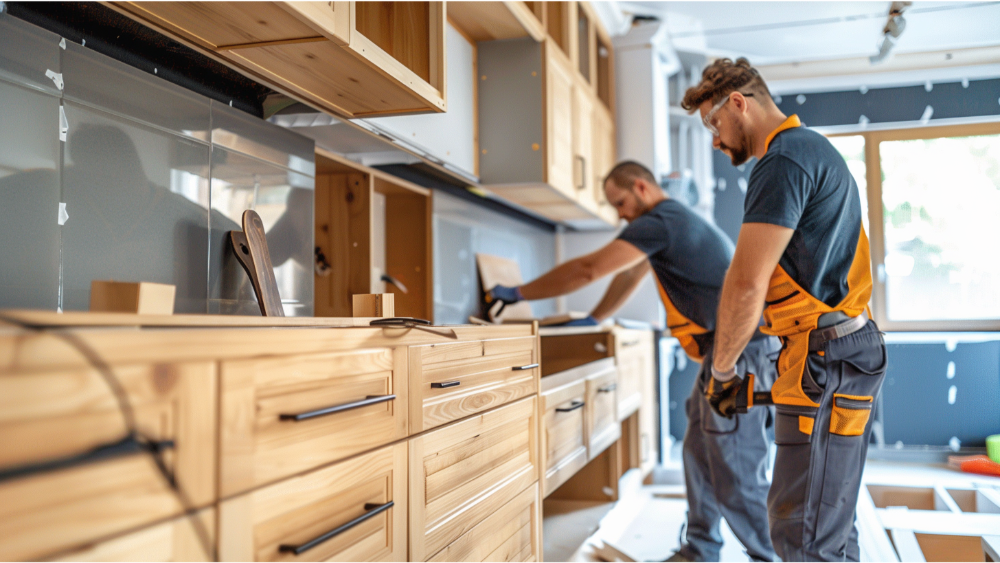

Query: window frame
827;121;1000;331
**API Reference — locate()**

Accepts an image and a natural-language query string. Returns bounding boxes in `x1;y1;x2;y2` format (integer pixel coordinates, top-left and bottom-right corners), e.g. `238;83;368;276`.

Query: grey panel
209;147;314;316
60;101;211;313
0;80;61;309
212;102;315;177
433;190;555;324
0;13;61;95
477;38;544;185
62;41;211;142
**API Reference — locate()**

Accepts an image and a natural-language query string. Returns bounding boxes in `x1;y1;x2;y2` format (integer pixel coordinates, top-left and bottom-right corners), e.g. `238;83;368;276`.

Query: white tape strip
45;69;64;91
59;105;68;142
59;38;66;50
58;202;68;226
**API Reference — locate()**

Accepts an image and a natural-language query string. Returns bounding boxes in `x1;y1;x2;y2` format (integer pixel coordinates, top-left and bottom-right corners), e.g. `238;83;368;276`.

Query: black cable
0;313;217;561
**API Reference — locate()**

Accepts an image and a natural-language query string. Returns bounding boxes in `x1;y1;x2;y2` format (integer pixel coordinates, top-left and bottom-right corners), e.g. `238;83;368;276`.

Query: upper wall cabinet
110;2;447;118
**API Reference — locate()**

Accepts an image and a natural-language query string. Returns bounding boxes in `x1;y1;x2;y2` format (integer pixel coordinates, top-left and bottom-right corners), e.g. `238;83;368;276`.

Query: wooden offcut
352;293;395;317
89;280;176;315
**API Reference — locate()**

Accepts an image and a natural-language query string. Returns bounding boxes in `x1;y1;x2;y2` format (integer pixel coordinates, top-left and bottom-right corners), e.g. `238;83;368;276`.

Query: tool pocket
829;394;872;436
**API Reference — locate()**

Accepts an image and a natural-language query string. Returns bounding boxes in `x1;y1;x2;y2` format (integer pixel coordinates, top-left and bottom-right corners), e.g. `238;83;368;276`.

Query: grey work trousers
681;336;781;562
768;321;887;561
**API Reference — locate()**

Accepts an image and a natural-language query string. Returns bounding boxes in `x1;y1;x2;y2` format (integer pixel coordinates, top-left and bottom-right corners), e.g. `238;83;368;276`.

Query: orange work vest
655;279;710;361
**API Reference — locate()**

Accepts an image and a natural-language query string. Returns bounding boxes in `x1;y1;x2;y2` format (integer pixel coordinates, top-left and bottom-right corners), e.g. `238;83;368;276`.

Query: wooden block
89;281;175;315
353;293;394;317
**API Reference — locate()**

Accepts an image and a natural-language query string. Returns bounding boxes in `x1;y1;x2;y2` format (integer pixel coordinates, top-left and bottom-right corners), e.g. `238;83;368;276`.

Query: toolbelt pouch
829;394;873;436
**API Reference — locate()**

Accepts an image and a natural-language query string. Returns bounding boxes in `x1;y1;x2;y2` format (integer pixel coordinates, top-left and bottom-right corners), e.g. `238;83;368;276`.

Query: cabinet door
585;362;620;459
545;41;575;198
540;370;588;497
428;483;540;562
409;396;538;561
0;362;216;561
614;329;649;420
219;348;407;496
572;82;595;207
592;104;618;225
218;442;407;562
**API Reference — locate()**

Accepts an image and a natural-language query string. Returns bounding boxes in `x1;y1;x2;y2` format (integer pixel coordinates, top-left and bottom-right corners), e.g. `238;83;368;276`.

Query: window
829;122;1000;330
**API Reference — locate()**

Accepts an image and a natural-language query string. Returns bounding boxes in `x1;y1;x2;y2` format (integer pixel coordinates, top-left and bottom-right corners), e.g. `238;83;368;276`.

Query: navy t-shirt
744;124;863;307
617;199;734;330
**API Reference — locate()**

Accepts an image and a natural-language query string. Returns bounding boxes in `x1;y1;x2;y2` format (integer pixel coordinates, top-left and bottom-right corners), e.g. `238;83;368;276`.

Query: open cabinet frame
314;149;433;320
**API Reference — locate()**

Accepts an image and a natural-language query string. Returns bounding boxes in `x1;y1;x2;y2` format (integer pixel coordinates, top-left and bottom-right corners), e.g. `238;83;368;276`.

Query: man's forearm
590;262;649;321
712;276;768;372
519;258;595;300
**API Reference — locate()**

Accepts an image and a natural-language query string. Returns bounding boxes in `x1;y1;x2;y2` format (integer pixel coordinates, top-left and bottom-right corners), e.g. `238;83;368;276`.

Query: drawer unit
585;358;619;459
0;362;216;561
540;331;613;376
540;367;588;497
408;336;538;433
219;348;407;495
218;442;407;562
613;329;653;420
409;396;539;561
51;508;216;562
428;483;540;562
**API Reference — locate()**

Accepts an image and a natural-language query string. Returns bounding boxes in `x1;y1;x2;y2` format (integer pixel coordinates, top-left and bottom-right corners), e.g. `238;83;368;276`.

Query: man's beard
720;122;754;166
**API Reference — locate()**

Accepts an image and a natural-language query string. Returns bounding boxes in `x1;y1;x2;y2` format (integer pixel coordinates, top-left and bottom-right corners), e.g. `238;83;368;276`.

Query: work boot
662;546;696;562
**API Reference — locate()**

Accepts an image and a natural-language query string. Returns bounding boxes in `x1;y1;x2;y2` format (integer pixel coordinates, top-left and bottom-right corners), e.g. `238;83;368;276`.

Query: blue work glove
558;315;599;327
486;284;523;317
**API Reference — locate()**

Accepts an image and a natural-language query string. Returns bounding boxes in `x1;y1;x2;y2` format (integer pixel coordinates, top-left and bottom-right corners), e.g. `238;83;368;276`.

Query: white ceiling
617;1;1000;65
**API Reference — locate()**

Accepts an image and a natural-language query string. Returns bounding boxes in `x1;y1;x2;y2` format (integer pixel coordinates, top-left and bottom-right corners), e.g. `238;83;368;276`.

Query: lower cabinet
217;442;408;562
409;396;539;561
51;509;216;562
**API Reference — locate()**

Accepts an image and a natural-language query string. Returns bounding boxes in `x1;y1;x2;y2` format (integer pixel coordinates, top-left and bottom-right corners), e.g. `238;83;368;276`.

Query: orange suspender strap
655;278;710;361
761;226;873;407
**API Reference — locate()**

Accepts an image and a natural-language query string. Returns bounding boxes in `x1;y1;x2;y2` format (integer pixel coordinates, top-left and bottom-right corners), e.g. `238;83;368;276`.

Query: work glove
485;284;523;317
558;315;599;327
705;365;742;418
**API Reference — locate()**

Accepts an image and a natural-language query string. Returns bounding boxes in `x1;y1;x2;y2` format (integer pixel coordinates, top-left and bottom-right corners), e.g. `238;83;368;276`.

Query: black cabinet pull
555;400;585;413
279;500;394;555
431;381;460;389
597;384;617;393
280;394;395;422
512;363;540;371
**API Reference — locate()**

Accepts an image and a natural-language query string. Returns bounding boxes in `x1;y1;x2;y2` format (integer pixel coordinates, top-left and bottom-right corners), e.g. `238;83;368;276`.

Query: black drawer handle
279;394;395;422
512;363;540;371
279;500;394;555
597;384;617;393
556;400;585;413
431;380;461;389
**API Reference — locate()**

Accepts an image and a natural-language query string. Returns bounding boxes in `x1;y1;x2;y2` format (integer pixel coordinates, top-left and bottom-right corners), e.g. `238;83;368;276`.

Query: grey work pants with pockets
768;321;887;561
681;336;781;562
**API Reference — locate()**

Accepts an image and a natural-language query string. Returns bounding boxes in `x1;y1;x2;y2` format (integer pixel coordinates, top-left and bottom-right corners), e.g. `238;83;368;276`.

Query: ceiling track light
870;1;911;65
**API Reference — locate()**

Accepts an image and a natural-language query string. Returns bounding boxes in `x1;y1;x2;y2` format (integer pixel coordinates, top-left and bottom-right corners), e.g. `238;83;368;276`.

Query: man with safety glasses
683;58;886;561
487;160;781;563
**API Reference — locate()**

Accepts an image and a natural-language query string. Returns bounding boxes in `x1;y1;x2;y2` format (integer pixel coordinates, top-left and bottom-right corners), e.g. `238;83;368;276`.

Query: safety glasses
702;92;753;137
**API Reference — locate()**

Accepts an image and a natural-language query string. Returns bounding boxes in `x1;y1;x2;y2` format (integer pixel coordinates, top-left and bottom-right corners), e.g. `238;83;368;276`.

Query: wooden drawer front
614;330;652;420
428;483;540;562
540;332;612;376
220;348;407;495
0;362;216;561
409;396;539;561
51;508;215;562
541;375;587;497
586;363;620;459
218;442;407;562
410;336;538;433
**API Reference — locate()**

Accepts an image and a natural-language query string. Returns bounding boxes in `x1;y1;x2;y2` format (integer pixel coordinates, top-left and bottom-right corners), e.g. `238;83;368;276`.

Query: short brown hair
680;57;772;112
604;160;657;191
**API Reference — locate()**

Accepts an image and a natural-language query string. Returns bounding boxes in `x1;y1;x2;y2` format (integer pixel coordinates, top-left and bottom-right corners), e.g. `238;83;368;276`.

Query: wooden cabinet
545;41;576;199
592;102;618;224
218;347;407;496
428;483;541;562
572;75;595;206
613;328;654;420
540;365;589;496
0;361;216;561
584;358;620;459
409;396;539;561
51;509;216;562
408;336;539;433
111;2;447;118
217;442;407;562
314;150;433;320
